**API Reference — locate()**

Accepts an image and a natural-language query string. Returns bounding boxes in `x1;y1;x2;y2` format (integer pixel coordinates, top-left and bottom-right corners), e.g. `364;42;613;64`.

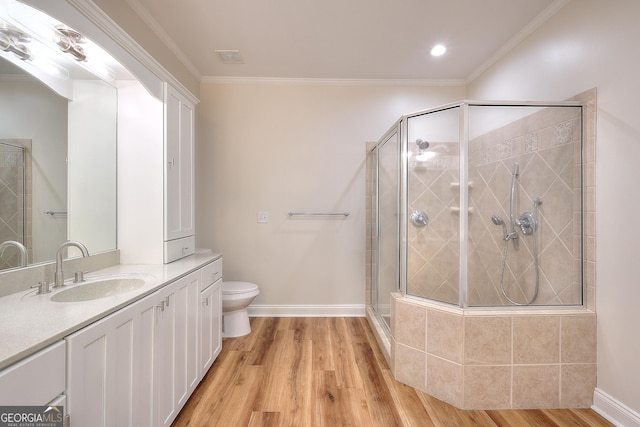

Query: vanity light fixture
0;25;31;60
52;24;114;81
54;25;86;61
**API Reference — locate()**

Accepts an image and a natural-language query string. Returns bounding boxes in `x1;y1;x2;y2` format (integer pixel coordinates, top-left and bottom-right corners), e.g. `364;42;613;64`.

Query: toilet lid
222;281;259;295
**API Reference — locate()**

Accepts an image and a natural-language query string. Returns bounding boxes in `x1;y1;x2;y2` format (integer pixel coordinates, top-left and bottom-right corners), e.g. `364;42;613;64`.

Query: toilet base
222;308;251;338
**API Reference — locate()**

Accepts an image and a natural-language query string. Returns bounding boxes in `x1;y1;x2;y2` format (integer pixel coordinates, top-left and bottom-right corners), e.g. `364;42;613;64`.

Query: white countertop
0;253;221;370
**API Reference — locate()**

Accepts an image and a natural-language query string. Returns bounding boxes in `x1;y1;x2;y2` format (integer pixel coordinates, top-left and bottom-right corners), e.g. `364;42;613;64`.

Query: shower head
491;214;509;239
415;139;430;150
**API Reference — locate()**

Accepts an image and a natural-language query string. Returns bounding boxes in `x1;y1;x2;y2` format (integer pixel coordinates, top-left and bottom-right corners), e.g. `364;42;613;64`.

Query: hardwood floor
172;317;613;427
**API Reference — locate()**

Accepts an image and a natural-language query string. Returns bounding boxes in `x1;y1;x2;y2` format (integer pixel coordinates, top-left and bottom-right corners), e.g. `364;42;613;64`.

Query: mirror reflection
0;0;127;271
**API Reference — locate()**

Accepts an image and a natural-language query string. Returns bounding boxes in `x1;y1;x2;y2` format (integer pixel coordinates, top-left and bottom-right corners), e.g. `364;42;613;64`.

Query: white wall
196;82;464;314
116;80;164;265
467;0;640;423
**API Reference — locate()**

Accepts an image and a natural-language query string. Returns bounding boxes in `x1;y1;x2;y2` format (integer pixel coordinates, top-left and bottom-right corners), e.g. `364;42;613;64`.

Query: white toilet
221;281;260;338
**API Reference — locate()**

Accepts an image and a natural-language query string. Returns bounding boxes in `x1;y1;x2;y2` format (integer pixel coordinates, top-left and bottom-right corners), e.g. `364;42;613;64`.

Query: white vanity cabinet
64;260;221;427
199;259;223;377
0;341;65;406
164;84;195;263
65;292;157;427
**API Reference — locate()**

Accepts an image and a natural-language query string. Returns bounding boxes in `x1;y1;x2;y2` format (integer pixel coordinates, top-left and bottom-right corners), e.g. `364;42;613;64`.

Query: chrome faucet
0;240;28;267
54;241;89;288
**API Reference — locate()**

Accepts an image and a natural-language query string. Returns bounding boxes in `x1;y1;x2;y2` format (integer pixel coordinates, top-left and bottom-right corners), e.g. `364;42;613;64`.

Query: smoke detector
214;50;244;64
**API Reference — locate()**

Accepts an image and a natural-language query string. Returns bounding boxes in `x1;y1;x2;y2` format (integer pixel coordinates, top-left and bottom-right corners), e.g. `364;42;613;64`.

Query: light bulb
430;44;447;57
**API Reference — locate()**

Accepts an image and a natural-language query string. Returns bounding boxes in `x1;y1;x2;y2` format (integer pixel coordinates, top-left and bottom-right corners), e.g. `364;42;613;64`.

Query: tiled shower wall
468;104;583;306
407;140;460;303
406;99;589;307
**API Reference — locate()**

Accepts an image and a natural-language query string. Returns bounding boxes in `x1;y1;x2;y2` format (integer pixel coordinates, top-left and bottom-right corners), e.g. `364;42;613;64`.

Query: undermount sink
50;274;152;302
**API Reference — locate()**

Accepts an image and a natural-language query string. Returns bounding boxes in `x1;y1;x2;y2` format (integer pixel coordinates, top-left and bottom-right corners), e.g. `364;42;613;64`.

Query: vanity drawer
200;258;222;290
0;341;65;405
164;235;196;263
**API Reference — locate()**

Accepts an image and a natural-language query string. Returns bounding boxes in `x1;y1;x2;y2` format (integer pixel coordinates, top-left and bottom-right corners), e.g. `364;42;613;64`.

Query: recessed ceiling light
430;44;447;57
214;50;244;64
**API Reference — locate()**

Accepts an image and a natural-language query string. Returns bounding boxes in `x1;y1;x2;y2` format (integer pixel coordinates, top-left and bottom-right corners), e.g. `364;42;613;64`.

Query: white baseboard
247;304;366;317
593;388;640;427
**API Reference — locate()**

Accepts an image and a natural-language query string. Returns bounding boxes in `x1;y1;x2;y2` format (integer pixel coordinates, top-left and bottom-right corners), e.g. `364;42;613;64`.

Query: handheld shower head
512;162;520;177
491;214;509;239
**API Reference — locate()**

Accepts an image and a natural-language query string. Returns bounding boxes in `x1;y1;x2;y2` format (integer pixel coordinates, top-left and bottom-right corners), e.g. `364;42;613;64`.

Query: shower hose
499;202;540;306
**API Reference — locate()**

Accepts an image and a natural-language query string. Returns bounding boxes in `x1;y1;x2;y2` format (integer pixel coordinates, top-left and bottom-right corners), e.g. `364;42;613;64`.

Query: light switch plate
257;211;269;223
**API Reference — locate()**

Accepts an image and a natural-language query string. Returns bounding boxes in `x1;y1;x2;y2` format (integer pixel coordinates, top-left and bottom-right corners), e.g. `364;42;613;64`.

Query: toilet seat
222;281;259;295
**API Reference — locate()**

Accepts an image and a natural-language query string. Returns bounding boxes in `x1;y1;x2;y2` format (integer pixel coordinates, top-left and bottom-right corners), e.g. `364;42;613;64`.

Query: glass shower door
405;107;461;305
373;128;400;328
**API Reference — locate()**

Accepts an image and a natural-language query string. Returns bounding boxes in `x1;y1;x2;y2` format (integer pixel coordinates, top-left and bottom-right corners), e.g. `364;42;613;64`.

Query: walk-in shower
366;96;597;409
369;100;585;317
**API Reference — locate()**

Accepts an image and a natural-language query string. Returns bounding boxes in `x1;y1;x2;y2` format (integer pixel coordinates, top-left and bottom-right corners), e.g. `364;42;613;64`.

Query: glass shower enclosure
368;101;584;329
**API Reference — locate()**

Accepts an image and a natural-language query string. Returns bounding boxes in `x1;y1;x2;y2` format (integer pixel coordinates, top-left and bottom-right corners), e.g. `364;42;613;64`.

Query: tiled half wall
390;293;596;409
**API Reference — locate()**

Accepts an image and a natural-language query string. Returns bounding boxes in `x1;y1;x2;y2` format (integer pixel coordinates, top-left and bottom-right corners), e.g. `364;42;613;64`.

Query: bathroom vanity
0;253;222;426
0;0;213;423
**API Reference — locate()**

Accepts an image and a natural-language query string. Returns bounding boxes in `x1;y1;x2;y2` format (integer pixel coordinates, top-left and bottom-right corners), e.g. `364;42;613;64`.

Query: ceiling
126;0;563;82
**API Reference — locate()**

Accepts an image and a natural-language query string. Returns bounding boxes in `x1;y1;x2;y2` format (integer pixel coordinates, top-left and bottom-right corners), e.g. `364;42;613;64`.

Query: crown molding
201;76;466;87
125;0;202;81
67;0;198;103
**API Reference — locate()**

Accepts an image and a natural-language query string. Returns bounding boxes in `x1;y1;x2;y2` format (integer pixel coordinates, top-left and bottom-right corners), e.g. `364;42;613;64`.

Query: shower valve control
410;210;429;228
517;212;536;235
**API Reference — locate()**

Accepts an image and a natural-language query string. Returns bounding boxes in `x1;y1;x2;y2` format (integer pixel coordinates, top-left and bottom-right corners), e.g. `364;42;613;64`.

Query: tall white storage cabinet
117;81;197;265
164;84;195;263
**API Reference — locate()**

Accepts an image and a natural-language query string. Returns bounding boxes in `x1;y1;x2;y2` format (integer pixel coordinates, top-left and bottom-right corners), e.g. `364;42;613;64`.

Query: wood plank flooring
172;317;613;427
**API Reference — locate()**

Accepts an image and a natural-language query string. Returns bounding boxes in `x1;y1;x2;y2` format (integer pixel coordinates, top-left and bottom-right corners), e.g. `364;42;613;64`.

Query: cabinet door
66;297;155;427
200;279;222;377
153;286;176;427
154;270;200;427
174;271;200;408
164;84;194;242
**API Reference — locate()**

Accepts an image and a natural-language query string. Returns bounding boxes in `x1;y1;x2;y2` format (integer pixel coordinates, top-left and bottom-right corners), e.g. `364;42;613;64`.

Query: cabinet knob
202;297;209;307
168;158;175;167
156;300;166;312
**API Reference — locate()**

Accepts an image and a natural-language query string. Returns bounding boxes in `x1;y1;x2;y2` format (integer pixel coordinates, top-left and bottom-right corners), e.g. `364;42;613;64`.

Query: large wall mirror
0;0;130;271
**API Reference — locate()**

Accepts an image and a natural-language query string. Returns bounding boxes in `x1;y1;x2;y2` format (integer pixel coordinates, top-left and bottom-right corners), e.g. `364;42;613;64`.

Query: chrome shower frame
370;99;585;310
